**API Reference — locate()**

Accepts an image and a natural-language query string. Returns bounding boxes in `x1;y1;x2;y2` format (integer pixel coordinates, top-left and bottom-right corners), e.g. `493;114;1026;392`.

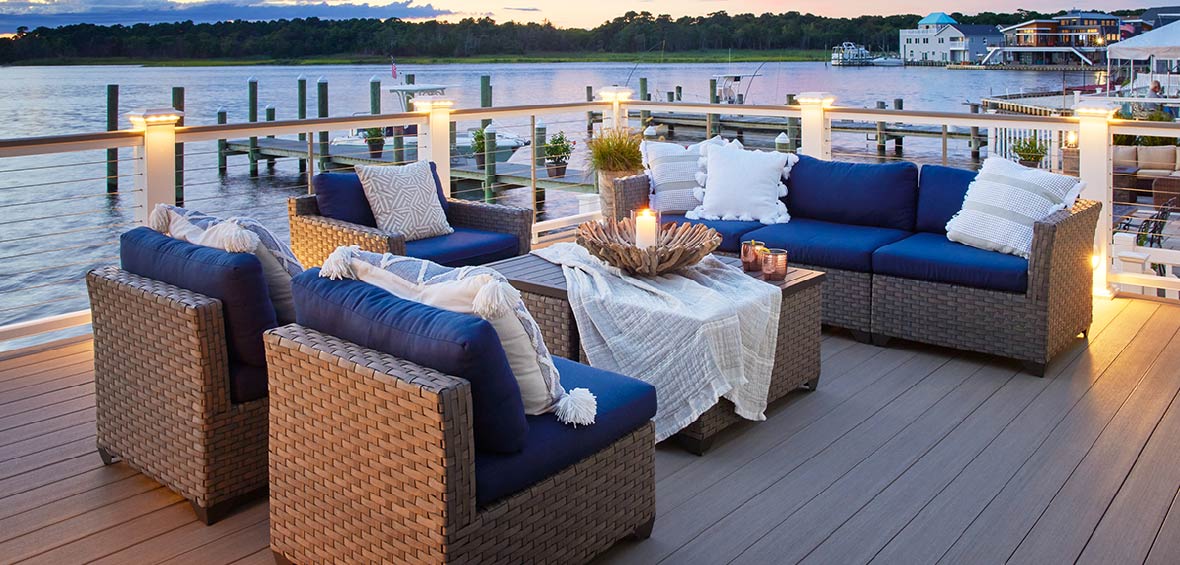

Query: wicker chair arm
1028;198;1102;302
610;174;652;219
287;196;406;267
86;266;233;416
263;324;478;545
446;199;534;254
290;194;320;217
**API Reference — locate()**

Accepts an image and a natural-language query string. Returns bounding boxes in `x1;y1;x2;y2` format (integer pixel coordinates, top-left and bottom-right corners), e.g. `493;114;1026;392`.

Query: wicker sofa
288;169;533;268
86;227;272;524
614;156;1101;375
266;269;657;564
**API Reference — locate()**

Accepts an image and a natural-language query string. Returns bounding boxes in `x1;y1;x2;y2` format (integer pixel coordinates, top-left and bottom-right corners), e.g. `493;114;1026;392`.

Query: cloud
503;6;540;11
0;0;452;30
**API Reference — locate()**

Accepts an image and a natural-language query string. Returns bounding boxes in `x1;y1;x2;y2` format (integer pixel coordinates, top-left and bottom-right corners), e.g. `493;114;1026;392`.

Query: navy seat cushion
661;213;764;253
917;165;976;234
474;356;656;507
405;227;519;267
744;218;910;273
313;163;449;227
120;228;276;402
787;155;919;231
873;233;1029;293
291;270;529;453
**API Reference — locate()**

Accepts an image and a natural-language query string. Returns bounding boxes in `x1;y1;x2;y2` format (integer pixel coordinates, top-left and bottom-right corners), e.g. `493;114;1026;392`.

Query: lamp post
797;92;835;160
127;108;183;224
1074;101;1118;297
412;96;455;196
597;86;634;131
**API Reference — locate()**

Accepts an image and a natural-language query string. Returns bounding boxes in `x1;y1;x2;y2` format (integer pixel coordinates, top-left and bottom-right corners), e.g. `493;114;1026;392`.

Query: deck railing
0;91;1176;349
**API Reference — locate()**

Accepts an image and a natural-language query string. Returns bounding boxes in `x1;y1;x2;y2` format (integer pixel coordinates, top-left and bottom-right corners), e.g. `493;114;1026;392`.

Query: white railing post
1074;101;1117;297
414;96;454;196
127;108;182;224
797;92;834;160
598;86;633;131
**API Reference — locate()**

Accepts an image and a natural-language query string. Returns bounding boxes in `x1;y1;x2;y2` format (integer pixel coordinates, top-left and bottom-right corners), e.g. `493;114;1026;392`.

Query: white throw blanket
532;243;781;441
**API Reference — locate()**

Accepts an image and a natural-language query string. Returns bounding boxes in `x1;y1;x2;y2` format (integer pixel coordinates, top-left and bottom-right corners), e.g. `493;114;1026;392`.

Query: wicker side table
489;253;824;454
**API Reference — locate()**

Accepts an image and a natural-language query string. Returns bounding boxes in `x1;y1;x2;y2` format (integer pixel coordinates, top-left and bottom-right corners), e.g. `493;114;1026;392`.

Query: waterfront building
982;11;1123;66
1137;6;1180;29
899;13;1002;64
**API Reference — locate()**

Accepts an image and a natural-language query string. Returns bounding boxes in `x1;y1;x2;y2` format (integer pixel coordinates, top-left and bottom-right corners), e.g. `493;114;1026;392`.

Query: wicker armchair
86;267;268;524
288;195;533;268
265;324;656;564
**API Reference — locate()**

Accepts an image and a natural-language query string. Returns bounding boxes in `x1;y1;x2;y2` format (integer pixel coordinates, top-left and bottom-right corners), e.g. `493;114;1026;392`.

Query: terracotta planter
597;170;641;221
547;162;567;178
366;139;384;159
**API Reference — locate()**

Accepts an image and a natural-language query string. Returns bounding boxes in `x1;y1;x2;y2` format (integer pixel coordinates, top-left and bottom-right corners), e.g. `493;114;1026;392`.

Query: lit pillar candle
635;208;658;249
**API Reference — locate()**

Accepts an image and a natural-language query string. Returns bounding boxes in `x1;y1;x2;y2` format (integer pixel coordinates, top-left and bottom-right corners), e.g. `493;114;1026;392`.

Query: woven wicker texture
608;174;658;221
288;194;534;268
872;200;1101;365
265;324;654;564
86;267;269;513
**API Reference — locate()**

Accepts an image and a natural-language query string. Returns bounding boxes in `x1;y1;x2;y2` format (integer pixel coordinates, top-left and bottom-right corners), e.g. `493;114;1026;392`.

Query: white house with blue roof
900;12;1002;64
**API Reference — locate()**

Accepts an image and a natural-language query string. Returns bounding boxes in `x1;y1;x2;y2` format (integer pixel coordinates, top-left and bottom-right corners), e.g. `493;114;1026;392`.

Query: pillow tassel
148;204;172;234
472;277;521;320
207;220;261;253
555;387;597;426
320;246;359;280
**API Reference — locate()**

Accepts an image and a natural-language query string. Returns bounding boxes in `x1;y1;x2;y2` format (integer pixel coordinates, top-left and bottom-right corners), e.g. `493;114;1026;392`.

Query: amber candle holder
761;248;789;281
741;240;766;271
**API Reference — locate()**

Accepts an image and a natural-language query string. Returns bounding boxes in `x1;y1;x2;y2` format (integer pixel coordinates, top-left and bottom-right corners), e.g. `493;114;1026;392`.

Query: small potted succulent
588;127;643;220
1012;136;1048;168
545;131;574;178
361;127;385;159
471;127;487;170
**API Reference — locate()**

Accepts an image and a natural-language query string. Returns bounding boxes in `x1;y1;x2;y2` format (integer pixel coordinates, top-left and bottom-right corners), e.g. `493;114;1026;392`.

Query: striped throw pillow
946;157;1080;259
642;141;704;213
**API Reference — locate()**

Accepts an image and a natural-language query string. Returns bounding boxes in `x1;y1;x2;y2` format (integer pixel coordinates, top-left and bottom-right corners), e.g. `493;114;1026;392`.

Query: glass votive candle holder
740;240;765;271
761;248;789;281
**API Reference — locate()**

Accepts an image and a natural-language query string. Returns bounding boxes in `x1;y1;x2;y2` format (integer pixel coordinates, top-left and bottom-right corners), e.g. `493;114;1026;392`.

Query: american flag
391;58;398;79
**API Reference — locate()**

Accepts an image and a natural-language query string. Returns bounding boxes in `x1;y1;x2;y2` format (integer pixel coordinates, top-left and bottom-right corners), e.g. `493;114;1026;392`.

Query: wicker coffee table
489;253;824;454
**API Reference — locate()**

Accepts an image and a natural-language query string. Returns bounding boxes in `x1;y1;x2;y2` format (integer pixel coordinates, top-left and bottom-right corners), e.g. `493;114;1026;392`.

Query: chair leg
871;333;892;347
676;434;715;456
849;330;873;344
272;550;295;565
97;445;118;465
1022;361;1047;378
190;488;267;525
805;377;820;391
630;517;655;540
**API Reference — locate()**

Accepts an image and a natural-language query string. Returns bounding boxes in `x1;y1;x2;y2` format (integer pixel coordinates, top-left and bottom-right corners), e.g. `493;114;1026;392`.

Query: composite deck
1;296;1179;564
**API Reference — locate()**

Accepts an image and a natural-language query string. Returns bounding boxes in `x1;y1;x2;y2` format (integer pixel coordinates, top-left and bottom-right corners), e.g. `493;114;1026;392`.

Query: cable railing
1;93;1178;349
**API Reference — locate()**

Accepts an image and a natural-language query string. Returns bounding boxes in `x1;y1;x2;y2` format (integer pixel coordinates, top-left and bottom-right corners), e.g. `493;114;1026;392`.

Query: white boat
871;56;904;67
712;73;763;104
831;42;874;66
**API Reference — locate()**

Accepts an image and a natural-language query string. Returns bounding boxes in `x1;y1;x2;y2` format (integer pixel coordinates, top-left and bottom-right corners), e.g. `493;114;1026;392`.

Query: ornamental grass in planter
589;128;643;220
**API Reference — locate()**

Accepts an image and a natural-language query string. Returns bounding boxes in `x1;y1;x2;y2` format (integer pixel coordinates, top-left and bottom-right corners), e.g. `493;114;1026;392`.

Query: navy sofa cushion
745;218;910;273
404;227;519;267
661;213;763;253
787;155;920;231
313;172;377;227
291;270;529;453
917;165;976;234
313;163;449;227
474;356;657;507
229;364;269;405
873;233;1029;293
120;228;276;402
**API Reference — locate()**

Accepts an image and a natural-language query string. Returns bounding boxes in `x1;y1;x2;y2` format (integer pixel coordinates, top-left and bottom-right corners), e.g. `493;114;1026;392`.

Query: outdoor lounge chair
288;168;533;268
86;227;272;524
266;269;657;564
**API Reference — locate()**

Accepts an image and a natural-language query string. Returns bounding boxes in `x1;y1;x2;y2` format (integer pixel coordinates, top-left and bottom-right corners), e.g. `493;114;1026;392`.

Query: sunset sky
0;0;1162;30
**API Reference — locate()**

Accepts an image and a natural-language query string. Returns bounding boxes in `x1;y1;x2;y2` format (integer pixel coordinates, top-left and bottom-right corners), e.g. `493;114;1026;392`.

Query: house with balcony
899;12;1002;63
982;11;1123;66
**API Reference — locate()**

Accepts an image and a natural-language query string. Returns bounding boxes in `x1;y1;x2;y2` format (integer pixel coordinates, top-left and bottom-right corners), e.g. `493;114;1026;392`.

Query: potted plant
588;127;643;220
471;127;486;170
1012;136;1048;168
545;131;574;178
361;127;384;159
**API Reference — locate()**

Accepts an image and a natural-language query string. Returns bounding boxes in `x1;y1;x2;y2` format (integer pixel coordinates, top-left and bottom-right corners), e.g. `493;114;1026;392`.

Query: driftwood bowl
577;218;722;276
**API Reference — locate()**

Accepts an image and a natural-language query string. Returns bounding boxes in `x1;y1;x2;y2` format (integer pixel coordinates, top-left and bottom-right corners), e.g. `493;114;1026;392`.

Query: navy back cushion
787;155;919;231
313;163;449;227
291;270;529;454
916;165;977;234
120;227;277;369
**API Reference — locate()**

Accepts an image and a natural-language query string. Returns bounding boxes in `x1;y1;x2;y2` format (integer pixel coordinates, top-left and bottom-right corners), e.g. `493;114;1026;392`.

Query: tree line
0;9;1136;63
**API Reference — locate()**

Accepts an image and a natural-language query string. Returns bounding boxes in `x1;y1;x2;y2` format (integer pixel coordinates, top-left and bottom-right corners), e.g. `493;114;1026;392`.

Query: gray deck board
2;297;1180;565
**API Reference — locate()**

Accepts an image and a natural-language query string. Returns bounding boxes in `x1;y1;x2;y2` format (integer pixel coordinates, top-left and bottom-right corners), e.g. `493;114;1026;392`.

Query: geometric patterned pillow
356;162;453;241
946;157;1079;258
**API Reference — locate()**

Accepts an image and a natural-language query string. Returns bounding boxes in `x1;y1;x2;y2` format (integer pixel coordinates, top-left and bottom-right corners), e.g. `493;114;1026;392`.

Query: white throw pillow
149;204;303;324
356;162;453;241
641;141;704;213
320;246;596;426
687;141;791;224
946;157;1081;258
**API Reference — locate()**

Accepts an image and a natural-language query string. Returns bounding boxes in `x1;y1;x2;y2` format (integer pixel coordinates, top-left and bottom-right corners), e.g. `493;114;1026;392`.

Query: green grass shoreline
5;49;829;67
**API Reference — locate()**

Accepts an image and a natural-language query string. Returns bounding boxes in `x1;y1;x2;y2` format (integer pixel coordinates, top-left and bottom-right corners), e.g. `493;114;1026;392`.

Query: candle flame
638;208;654;218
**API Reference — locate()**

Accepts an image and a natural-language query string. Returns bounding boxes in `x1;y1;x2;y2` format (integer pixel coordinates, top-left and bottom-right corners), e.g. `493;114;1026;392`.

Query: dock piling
585;86;594;135
786;94;801;151
106;84;118;193
876;100;887;154
533;117;545;210
893;98;904;153
483;125;497;202
969;103;982;160
216;107;227;175
667;91;675;102
708;78;719;137
369;76;381;114
248;78;259;177
480;75;492;130
675;85;683;102
265;105;276;170
639;78;649;126
775;132;790;153
172;86;184;204
317;77;329;171
297;76;308;173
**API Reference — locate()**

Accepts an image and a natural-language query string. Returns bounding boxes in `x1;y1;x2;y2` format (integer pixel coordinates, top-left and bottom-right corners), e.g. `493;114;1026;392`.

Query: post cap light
775;132;790;143
1075;101;1118;118
412;96;455;112
797;92;836;107
126;108;184;128
598;86;634;102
